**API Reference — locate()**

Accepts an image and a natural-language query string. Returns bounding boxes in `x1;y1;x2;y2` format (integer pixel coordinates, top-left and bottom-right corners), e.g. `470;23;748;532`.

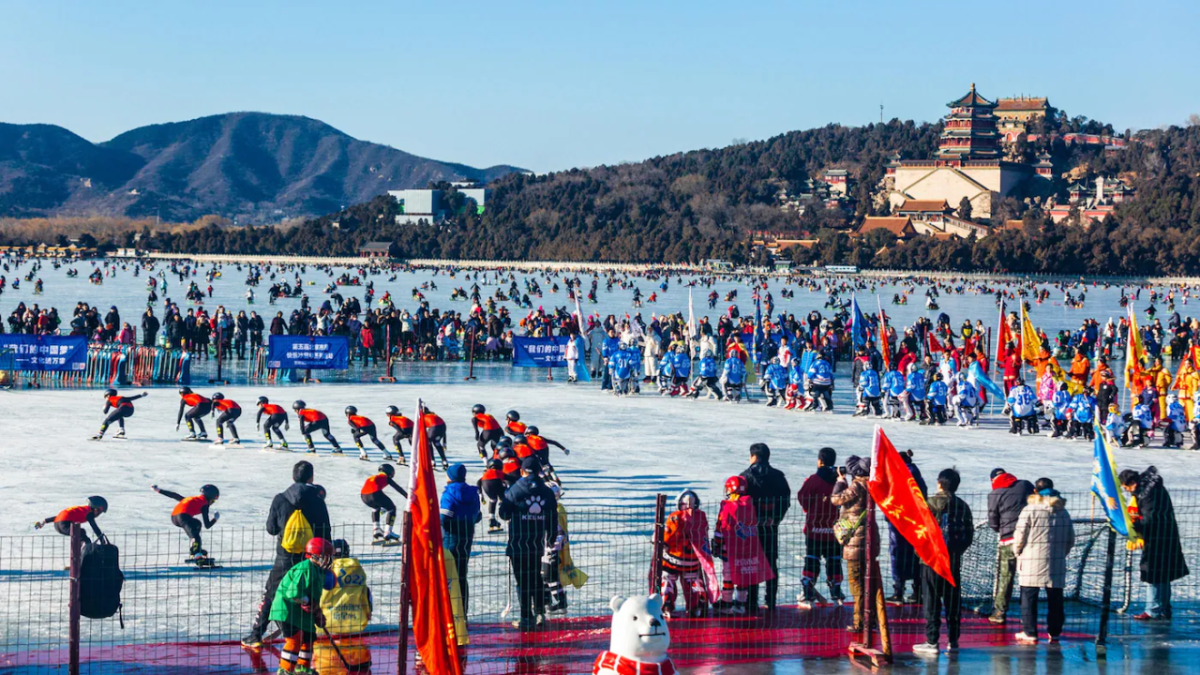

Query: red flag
877;300;891;371
867;426;955;586
407;401;463;675
927;333;944;354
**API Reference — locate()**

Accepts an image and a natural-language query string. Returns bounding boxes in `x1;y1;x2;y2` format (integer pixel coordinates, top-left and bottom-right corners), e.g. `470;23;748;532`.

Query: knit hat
990;468;1006;481
447;463;467;482
521;456;542;473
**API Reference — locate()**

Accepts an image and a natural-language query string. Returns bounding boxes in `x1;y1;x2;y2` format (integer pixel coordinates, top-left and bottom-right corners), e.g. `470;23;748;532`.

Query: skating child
176;386;212;439
763;357;787;407
211;393;242;445
153;484;220;561
385;406;412;465
785;358;806;410
34;497;107;543
804;353;834;411
1050;382;1072;438
478;452;508;533
884;368;905;418
614;349;636;395
904;363;926;421
925;372;948;425
471;404;503;459
92;388;147;439
953;373;979;426
723;354;746;402
661;489;712;618
1162;394;1187;448
713;476;774;615
671;346;692;396
656;353;675;395
524;425;569;484
1069;388;1097;440
256;396;290;450
360;464;407;544
269;538;335;675
690;350;723;400
316;539;373;673
856;364;883;417
1131;397;1154;447
293;401;342;453
344;406;394;461
1104;405;1130;447
421;406;450;470
504;410;527;437
1005;379;1040;434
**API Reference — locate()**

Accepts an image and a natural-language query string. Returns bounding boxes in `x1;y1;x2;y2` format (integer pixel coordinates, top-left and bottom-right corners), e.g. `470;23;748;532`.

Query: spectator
796;446;844;604
1120;466;1189;620
831;455;891;657
440;463;481;614
499;457;558;630
141;308;159;347
887;450;927;604
1012;478;1075;644
741;442;790;613
243;461;331;649
987;467;1034;623
913;468;973;656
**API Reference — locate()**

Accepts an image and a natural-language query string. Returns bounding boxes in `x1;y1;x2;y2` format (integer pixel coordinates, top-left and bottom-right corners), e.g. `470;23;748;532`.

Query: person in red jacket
524;425;570;485
471;404;503;459
385;406;412;465
478;451;509;534
1002;346;1022;394
176;386;213;439
504;410;527;438
34;496;108;544
256;396;290;450
92;388;147;439
292;401;342;454
661;489;711;618
796;447;844;605
154;484;220;560
421;405;449;470
345;406;394;461
211;393;242;445
361;464;407;543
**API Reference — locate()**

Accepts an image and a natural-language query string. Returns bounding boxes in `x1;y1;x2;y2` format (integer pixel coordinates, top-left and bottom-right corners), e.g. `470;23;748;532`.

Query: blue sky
2;1;1197;173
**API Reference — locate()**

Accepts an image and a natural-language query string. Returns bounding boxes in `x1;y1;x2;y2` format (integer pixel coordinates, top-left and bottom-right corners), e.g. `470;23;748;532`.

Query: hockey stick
318;623;352;671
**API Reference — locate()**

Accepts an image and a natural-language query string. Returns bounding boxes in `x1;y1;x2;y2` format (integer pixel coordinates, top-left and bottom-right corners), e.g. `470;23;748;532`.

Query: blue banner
0;334;88;371
512;336;570;368
267;335;349;370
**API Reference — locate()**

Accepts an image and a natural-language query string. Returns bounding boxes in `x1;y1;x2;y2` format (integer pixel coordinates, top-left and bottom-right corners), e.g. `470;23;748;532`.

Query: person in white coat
1012;478;1075;644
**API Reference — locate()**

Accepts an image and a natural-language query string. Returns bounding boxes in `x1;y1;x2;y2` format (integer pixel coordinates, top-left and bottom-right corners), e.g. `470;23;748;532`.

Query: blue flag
1091;424;1139;541
968;361;1005;399
850;295;868;348
753;296;764;363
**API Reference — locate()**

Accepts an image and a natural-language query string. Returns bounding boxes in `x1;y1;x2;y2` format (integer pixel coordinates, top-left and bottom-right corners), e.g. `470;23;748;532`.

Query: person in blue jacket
804;352;834;411
614;348;635;396
763;357;788;406
723;355;747;402
671;346;693;396
904;363;926;422
925;371;949;425
1131;391;1155;447
690;350;723;400
600;329;621;391
1161;393;1187;448
441;463;481;613
883;367;906;418
856;364;883;417
786;358;807;410
1050;382;1073;438
1069;387;1097;441
657;353;675;395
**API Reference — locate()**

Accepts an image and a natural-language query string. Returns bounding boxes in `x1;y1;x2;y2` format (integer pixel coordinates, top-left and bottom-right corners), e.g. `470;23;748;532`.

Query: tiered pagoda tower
937;84;1000;161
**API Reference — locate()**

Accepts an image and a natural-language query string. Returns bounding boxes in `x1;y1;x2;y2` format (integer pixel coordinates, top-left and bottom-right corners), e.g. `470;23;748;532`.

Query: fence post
1118;547;1134;614
648;494;666;595
464;328;477;381
1096;528;1117;648
397;510;413;675
68;523;82;675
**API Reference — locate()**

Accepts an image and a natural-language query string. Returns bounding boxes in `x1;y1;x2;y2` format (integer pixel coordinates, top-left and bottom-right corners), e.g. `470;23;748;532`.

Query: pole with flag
877;296;891;371
1091;420;1141;543
850;295;868;350
405;399;464;675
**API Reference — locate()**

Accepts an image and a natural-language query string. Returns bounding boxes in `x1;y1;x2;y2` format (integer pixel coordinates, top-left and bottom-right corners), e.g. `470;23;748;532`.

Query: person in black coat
887;450;927;603
141;309;160;347
243;461;331;648
1121;466;1189;620
741;443;790;613
987;467;1035;622
500;457;558;630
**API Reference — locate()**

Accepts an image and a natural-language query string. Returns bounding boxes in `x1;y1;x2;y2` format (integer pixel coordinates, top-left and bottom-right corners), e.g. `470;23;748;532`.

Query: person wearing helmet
153;484;221;561
441;463;481;612
317;538;374;669
211;393;243;445
1004;378;1040;435
804;351;835;412
293;402;342;454
256;396;290;450
34;497;108;544
523;425;569;485
421;406;449;470
385;406;412;465
471;405;503;460
714;475;773;616
689;349;723;400
1069;386;1098;442
1162;392;1187;448
269;537;335;675
345;407;394;462
661;489;711;618
479;449;510;533
91;388;148;440
361;464;407;543
763;356;788;407
504;410;526;437
175;386;213;440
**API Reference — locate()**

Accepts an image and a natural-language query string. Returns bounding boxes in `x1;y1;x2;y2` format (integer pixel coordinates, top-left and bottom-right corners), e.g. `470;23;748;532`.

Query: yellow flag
1020;305;1042;364
1125;306;1146;391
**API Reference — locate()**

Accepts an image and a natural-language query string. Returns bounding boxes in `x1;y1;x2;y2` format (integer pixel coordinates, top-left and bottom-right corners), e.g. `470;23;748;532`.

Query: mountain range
0;112;523;221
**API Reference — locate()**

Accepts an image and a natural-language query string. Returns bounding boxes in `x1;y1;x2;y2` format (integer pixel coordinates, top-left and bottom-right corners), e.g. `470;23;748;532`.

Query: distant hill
0;113;522;221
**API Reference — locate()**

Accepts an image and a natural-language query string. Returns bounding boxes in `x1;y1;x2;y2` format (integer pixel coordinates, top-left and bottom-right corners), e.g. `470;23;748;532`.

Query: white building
387;188;489;224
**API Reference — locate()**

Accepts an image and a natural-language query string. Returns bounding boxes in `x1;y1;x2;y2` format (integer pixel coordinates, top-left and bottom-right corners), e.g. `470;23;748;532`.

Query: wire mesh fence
1;490;1197;674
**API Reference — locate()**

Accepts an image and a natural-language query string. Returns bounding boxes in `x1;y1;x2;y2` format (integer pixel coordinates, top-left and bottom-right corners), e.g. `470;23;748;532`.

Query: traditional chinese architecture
856;216;918;240
1046;175;1136;224
994;96;1053;143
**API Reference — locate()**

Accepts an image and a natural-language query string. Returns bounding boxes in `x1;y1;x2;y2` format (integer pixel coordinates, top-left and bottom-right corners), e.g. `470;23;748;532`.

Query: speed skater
154;484;220;560
292;401;342;454
361;464;408;543
92;388;147;439
384;406;411;465
256;396;291;450
345;406;394;461
34;496;108;544
421;405;450;470
504;410;527;437
211;393;242;444
523;425;569;485
471;404;503;459
176;386;213;439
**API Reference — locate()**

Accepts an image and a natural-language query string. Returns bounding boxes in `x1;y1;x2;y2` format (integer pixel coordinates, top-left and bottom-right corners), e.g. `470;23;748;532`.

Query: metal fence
1;491;1196;674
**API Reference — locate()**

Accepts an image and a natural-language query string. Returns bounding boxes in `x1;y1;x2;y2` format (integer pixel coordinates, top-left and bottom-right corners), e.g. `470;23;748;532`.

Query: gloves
175;424;180;431
563;448;571;455
33;521;44;530
299;596;313;614
313;609;326;628
210;512;220;524
152;485;160;493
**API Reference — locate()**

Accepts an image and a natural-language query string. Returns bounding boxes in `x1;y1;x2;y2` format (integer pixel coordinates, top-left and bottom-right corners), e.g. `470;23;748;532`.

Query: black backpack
79;541;125;621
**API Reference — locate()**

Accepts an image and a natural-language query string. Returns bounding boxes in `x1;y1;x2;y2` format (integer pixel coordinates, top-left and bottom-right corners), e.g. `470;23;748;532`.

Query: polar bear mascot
593;594;674;675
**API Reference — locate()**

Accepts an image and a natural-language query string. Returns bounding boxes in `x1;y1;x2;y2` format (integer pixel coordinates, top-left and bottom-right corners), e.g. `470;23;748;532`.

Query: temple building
888;84;1032;221
994;96;1053;143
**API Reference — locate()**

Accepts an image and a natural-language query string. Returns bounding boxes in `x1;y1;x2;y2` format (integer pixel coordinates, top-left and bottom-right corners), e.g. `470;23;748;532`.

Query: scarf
593;651;676;675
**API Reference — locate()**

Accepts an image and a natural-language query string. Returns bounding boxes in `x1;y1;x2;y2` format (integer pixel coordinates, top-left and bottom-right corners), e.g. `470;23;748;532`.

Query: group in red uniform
92;389;148;439
176;387;213;439
35;496;108;543
256;397;291;450
360;463;408;542
211;393;242;444
154;484;221;559
292;401;342;453
344;406;394;461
